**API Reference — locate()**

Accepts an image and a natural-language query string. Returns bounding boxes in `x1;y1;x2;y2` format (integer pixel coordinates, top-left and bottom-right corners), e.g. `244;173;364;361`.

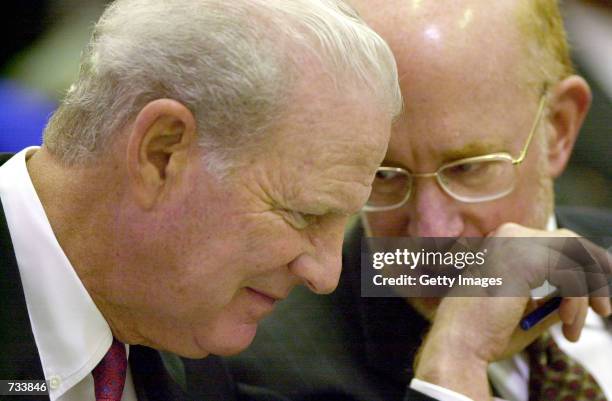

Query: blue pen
520;296;562;331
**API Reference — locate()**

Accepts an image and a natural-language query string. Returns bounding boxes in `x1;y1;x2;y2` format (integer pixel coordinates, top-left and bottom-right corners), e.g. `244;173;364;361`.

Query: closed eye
375;169;404;181
281;210;318;230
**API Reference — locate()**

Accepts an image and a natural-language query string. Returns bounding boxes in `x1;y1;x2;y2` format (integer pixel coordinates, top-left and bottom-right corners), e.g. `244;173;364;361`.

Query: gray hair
43;0;401;173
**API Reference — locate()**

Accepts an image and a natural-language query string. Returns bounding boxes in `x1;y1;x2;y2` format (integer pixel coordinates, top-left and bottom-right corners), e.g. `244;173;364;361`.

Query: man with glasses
229;0;612;400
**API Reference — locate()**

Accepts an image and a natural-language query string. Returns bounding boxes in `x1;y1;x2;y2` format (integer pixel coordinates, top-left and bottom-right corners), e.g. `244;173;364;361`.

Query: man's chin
194;322;259;357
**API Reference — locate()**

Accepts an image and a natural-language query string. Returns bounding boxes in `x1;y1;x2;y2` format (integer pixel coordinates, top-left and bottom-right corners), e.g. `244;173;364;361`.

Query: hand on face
486;223;611;346
414;223;611;400
412;223;611;348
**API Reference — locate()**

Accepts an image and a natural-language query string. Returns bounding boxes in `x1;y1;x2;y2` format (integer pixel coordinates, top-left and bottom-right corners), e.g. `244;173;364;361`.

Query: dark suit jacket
0;152;288;401
227;207;612;401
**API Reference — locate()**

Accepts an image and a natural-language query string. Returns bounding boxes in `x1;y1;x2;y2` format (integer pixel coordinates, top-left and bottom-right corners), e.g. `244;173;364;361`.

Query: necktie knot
92;338;127;401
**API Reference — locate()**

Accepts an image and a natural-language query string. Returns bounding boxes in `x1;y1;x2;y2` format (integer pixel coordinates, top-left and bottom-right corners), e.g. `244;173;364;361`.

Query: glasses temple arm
513;92;548;165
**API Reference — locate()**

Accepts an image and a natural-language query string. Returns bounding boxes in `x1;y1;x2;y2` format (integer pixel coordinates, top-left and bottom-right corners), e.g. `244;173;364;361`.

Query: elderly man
0;0;406;400
228;0;612;400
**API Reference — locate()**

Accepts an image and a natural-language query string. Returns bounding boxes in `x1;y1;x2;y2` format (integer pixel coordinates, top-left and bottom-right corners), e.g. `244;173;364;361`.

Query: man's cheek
367;213;406;236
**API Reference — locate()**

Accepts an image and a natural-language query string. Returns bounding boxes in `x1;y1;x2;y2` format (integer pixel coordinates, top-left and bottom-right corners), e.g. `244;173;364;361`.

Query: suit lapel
0;153;14;165
0;200;48;400
342;222;429;386
183;355;238;401
556;206;612;240
130;346;238;401
130;345;191;401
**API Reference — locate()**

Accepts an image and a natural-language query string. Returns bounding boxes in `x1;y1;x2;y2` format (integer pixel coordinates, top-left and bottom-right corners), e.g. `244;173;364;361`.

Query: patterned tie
92;338;127;401
527;332;606;401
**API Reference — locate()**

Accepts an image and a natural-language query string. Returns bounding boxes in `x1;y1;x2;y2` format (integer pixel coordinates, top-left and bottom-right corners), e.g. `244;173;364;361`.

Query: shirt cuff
409;378;474;401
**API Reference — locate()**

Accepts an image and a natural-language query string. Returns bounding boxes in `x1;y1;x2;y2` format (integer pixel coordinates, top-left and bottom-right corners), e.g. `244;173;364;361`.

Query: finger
527;311;561;339
539;236;610;299
576;237;612;277
562;297;588;342
558;297;580;325
501;312;561;360
523;298;543;315
548;236;611;278
590;296;612;317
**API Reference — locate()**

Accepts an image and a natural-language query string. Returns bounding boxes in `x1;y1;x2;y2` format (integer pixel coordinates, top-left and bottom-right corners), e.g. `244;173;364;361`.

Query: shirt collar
547;214;558;231
0;147;113;400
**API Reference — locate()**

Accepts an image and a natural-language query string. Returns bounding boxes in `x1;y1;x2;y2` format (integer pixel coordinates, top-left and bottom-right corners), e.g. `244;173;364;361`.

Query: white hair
43;0;401;174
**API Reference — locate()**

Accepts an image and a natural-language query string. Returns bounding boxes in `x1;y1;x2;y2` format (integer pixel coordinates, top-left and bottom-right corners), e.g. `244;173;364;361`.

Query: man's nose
408;179;464;237
288;216;345;294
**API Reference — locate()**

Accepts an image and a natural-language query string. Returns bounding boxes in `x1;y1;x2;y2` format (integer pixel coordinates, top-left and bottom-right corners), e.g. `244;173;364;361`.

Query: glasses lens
367;168;411;209
438;158;516;202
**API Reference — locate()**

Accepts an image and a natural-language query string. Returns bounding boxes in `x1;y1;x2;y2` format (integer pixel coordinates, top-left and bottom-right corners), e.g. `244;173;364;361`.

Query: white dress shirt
0;147;137;401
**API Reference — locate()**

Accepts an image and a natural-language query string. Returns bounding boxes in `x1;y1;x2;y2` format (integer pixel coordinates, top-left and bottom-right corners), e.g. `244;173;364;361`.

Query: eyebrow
303;199;358;217
439;140;508;161
384;140;508;169
300;185;370;217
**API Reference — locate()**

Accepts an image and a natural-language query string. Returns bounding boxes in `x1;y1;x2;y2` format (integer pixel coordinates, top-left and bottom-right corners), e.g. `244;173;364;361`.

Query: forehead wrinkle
334;123;389;161
267;127;385;214
285;157;377;216
324;141;384;179
302;176;371;216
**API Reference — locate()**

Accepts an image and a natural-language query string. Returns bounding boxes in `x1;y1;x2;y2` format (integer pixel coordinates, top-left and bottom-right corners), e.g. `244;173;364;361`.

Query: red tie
92;338;127;401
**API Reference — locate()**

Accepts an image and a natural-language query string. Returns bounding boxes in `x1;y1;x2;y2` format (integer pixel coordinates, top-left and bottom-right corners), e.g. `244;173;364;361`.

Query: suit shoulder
0;153;15;166
556;206;612;237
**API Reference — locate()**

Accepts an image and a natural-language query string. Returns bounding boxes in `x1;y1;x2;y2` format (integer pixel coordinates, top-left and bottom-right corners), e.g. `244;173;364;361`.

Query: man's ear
126;99;197;209
545;75;591;178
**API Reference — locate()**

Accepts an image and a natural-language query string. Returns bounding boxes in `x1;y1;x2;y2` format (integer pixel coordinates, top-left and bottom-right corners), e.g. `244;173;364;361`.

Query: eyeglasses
364;90;548;212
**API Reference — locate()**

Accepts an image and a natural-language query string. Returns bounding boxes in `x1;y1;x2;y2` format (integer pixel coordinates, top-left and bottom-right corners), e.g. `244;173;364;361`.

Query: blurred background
0;0;610;209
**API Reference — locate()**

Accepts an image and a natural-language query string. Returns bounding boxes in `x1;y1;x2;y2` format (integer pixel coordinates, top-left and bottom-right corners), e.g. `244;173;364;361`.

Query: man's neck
27;148;116;274
25;148;141;342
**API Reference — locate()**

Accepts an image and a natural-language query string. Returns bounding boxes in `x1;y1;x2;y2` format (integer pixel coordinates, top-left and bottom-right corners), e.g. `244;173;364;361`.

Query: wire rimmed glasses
364;90;548;212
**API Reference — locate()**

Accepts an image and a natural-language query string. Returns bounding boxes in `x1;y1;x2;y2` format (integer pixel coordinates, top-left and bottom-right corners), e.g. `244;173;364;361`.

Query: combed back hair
515;0;574;90
43;0;401;173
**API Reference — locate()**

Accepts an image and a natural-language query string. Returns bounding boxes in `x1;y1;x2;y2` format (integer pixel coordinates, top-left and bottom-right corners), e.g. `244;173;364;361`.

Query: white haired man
0;0;405;400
